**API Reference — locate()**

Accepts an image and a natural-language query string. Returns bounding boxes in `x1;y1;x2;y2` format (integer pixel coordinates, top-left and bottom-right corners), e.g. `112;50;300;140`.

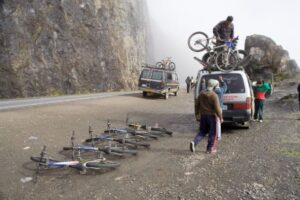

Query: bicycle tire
151;128;173;136
124;140;150;148
114;138;150;148
168;62;176;70
215;50;238;72
235;49;247;61
202;52;214;63
86;161;120;169
155;62;164;68
63;147;74;151
31;156;59;163
187;31;209;52
109;148;138;156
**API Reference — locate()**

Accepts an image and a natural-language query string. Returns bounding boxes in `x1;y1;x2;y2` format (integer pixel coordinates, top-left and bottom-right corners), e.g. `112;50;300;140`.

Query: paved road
0;91;139;111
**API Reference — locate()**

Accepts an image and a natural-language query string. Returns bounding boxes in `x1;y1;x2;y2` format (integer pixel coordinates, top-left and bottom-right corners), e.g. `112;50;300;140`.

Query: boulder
245;34;290;74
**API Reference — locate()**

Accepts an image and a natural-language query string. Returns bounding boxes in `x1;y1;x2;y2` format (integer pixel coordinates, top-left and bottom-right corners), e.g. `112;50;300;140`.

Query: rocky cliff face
0;0;148;98
244;35;290;74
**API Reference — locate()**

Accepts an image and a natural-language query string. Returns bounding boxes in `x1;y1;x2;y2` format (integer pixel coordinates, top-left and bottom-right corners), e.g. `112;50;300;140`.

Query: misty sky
146;0;300;84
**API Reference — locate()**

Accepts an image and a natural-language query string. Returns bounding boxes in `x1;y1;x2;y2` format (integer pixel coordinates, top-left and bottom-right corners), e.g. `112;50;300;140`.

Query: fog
146;0;300;85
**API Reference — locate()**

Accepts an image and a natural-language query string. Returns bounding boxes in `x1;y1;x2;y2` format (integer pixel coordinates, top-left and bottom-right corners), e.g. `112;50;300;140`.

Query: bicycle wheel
155;62;164;68
30;156;59;163
187;31;209;52
234;49;247;61
151;127;173;136
86;161;120;169
215;50;238;72
168;62;176;70
115;139;150;148
109;148;138;156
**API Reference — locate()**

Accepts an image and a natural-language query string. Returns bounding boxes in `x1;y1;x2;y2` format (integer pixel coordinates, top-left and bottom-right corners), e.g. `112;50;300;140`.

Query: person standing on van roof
190;79;223;154
213;16;234;46
185;76;191;93
253;79;270;122
298;83;300;110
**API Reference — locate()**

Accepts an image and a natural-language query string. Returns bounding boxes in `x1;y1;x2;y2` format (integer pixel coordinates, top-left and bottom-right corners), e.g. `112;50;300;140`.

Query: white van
194;69;254;128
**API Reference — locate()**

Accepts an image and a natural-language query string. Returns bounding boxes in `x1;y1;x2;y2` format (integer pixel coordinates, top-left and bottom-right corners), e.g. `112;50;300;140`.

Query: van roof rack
193;55;252;73
141;64;176;71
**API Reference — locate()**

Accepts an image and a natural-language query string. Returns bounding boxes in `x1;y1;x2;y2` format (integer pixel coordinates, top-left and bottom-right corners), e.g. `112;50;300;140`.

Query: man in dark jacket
185;76;191;93
190;79;223;154
213;16;234;46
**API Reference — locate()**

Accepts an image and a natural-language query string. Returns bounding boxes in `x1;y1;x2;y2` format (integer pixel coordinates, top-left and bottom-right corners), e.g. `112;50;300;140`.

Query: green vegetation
277;147;300;158
50;88;63;96
274;71;291;82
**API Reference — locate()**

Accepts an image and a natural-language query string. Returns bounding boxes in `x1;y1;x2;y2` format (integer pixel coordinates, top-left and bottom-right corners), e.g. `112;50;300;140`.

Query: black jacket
213;20;234;41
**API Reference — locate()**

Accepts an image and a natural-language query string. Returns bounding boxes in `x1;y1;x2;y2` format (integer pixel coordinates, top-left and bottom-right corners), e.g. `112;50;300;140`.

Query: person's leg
207;115;217;152
190;115;209;152
254;99;259;120
193;115;208;145
259;100;265;121
216;116;221;140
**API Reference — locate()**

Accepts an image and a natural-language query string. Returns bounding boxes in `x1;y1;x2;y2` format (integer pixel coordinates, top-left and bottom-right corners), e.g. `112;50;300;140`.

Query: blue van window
201;74;245;93
151;71;163;80
141;69;151;79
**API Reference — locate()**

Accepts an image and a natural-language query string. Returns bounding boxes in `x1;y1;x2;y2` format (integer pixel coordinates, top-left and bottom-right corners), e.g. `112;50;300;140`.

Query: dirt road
0;82;299;200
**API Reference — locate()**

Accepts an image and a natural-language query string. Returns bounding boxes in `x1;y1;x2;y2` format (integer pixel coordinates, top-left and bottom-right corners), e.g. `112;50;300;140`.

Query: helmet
226;16;233;22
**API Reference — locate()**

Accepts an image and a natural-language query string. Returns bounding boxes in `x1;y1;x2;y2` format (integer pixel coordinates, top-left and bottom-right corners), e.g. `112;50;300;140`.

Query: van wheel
164;92;169;100
142;91;147;97
174;91;178;96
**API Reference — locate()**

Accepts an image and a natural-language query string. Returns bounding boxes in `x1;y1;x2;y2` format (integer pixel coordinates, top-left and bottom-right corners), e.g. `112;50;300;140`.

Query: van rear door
149;70;164;90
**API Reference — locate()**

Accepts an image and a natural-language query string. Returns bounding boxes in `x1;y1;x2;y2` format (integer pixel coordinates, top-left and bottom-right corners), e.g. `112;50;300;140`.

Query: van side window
141;69;151;79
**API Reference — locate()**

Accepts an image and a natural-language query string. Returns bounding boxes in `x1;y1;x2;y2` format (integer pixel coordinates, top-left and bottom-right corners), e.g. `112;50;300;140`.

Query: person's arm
195;95;201;119
219;76;227;93
263;82;270;92
230;24;234;39
213;22;221;38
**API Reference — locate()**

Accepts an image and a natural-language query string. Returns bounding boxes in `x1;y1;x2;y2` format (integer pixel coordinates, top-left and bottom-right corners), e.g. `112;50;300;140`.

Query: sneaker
259;120;263;123
211;149;217;153
206;149;217;154
253;119;258;122
190;141;195;153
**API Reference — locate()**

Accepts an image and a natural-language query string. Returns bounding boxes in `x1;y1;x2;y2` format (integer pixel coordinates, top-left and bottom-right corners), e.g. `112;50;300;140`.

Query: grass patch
50;88;63;96
277;147;300;158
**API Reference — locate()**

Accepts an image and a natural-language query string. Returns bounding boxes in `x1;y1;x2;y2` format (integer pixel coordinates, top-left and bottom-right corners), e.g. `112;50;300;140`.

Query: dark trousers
186;84;190;93
254;99;265;120
193;114;218;151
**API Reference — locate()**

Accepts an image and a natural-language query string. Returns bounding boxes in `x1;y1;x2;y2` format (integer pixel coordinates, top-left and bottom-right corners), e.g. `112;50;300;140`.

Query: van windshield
200;74;246;93
151;71;163;80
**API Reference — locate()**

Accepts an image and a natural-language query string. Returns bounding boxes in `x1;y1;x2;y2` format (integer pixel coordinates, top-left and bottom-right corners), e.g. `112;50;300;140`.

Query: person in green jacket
253;79;270;122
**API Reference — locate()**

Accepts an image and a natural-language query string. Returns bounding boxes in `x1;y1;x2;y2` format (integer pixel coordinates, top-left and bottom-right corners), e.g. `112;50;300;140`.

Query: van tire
174;91;178;96
142;91;147;97
164;92;169;100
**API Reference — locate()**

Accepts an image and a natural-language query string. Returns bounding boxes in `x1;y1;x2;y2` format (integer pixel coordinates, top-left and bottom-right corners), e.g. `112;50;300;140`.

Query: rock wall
0;0;148;98
244;35;290;74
